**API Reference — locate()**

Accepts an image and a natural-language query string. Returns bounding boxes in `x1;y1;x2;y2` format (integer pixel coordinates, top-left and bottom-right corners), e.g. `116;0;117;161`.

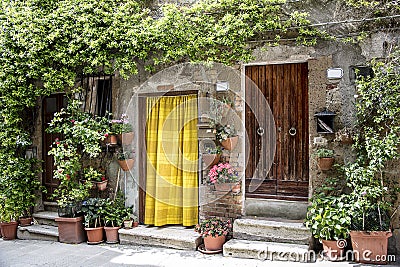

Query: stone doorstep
233;218;310;245
223;239;313;263
17;224;59;242
119;225;202;250
33;211;59;227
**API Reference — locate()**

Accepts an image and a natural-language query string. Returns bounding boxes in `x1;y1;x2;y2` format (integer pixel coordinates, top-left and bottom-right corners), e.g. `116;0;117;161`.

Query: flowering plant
110;114;133;134
84;166;106;182
207;162;238;184
204;146;222;154
215;124;236;142
194;218;232;237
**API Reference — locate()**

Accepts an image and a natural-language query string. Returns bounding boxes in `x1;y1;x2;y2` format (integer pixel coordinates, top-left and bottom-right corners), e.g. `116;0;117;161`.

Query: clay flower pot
96;180;108;191
214;182;236;192
318;157;335;171
350;230;392;264
221;136;238;151
202;154;221;168
85;226;104;244
321;239;345;261
55;216;86;244
203;235;226;251
118;158;135;171
19;217;33;227
104;226;120;244
0;221;18;240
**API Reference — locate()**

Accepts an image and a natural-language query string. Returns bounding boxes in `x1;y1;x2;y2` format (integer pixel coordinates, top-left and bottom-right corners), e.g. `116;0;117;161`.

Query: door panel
245;63;309;201
42;94;67;201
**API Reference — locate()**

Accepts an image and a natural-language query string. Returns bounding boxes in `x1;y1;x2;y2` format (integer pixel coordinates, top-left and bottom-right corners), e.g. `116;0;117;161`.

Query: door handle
289;127;297;136
257;127;265;136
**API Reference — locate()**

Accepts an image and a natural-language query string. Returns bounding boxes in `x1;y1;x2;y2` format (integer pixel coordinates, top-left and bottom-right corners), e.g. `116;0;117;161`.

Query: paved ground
0;239;399;267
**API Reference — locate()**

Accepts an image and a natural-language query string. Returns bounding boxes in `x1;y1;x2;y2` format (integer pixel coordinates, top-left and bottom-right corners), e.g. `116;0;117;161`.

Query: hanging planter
318;157;335;171
221;136;238;151
118;132;134;145
202;153;221;168
118;158;135;171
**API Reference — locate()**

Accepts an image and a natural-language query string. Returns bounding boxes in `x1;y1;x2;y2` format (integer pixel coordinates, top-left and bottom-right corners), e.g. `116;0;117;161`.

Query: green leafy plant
315;148;334;158
81;198;107;228
104;192;128;227
110;114;133;134
204;146;222;154
84;167;106;183
305;178;351;240
194;217;232;237
215;124;237;142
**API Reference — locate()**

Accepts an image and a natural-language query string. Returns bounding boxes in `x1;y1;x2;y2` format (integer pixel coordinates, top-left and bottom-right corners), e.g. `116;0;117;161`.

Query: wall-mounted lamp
327;68;343;79
215;81;229;92
25;146;37;159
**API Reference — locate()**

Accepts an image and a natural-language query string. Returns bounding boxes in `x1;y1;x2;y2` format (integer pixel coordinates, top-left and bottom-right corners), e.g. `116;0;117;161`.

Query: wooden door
42;94;67;201
245;63;309;201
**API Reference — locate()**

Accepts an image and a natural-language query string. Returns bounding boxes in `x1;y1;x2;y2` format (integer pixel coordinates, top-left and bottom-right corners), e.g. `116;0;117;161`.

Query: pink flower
104;133;109;137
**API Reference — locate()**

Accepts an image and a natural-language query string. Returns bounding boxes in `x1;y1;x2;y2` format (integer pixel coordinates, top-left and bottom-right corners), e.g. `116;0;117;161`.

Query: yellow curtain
145;94;198;226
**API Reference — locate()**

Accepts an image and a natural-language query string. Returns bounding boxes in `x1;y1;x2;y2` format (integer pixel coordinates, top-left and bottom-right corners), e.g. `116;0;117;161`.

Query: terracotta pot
85;226;104;244
104;226;120;244
214;182;236;192
118;158;135;171
321;239;345;261
350;230;392;264
123;220;132;229
96;180;108;191
118;132;134;145
1;221;18;240
132;221;139;227
19;217;33;227
106;135;118;145
202;154;221;168
221;136;238;151
203;235;226;251
318;157;335;171
55;216;86;244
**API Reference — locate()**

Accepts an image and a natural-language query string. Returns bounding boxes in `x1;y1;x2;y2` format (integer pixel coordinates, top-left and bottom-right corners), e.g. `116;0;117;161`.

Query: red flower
101;176;106;181
71;119;75;123
104;133;109;137
66;174;70;180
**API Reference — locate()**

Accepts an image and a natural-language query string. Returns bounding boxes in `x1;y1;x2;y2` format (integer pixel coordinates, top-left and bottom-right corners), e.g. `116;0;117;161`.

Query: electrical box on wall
314;108;336;134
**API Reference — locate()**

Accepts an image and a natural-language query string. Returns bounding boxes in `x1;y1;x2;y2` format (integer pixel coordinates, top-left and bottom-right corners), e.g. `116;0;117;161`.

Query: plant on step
47;91;111;209
81;198;107;228
104;192;128;228
194;217;232;237
305;177;351;241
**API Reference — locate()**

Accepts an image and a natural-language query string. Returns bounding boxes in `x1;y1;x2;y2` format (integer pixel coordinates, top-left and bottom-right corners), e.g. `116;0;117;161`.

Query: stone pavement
0;239;399;267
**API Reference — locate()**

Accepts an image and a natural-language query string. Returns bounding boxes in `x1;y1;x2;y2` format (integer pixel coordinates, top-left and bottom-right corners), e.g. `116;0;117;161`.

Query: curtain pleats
145;94;198;226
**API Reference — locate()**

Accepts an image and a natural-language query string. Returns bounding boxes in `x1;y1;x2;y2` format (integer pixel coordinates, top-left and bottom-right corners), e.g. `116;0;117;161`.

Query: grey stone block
33;211;58;227
245;198;308;220
17;224;59;242
119;225;202;250
223;239;313;262
233;218;310;245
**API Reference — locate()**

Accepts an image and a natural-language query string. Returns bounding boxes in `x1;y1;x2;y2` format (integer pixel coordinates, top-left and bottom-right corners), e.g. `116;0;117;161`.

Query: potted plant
47;93;110;243
215;124;238;151
207;162;239;192
122;208;135;229
0;195;19;240
84;166;108;191
81;198;106;244
315;148;335;171
194;217;232;251
202;146;222;168
103;193;127;243
117;150;135;171
111;114;134;145
305;178;351;261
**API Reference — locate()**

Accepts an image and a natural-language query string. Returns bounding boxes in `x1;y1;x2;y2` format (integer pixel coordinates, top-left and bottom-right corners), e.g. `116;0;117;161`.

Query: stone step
245;198;308;220
43;201;59;212
233;218;310;245
223;239;314;263
17;224;59;242
119;225;202;250
33;211;59;227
